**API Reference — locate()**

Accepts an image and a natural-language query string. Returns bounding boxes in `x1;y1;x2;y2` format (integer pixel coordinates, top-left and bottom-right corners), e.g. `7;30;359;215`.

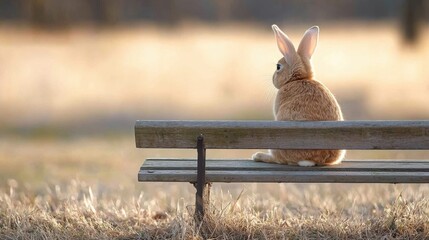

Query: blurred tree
0;0;426;30
29;0;48;26
148;0;180;25
402;0;425;44
89;0;120;25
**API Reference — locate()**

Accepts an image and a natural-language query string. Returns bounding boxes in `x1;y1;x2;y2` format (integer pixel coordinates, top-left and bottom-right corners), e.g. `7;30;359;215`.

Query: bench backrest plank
135;120;429;150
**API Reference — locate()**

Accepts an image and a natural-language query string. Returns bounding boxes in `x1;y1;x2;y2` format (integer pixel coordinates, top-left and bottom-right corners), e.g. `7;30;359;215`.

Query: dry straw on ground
1;137;429;239
1;179;428;239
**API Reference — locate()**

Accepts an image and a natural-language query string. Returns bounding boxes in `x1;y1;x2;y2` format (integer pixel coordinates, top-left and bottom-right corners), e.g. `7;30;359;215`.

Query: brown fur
253;26;345;166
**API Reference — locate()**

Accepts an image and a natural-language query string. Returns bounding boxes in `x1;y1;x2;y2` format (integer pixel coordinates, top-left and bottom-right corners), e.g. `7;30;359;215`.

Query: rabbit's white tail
298;160;316;167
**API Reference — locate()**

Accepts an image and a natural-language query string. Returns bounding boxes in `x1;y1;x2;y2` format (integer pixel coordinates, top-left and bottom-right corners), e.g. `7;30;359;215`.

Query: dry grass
1;179;429;239
1;137;429;239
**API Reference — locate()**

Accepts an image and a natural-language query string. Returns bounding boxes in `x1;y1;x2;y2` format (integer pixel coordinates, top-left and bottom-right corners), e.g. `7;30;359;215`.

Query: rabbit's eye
276;64;282;71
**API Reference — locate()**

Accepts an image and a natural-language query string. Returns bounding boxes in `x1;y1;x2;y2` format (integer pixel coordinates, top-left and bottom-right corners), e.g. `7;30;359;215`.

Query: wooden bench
135;120;429;219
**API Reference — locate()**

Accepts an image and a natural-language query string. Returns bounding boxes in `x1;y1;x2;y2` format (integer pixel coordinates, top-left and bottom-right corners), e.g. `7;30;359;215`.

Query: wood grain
141;159;429;172
138;170;429;183
138;159;429;183
135;120;429;149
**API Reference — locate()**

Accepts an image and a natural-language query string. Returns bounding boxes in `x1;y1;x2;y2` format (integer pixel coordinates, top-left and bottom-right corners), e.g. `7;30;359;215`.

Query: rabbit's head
271;25;319;89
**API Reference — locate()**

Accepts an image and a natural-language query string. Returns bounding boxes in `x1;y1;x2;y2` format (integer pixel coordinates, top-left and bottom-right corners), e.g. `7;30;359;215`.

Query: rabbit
252;25;345;167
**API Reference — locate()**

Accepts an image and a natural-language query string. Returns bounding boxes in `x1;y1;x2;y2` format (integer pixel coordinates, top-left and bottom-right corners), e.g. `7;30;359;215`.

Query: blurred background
0;0;428;190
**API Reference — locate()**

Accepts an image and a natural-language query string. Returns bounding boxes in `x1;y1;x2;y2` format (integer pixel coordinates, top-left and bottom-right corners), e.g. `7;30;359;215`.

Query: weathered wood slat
135;120;429;149
138;169;429;183
141;159;429;172
138;159;429;183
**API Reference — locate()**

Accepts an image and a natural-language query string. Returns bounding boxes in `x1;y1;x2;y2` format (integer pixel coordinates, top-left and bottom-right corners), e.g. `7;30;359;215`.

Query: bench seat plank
138;159;429;183
142;159;429;172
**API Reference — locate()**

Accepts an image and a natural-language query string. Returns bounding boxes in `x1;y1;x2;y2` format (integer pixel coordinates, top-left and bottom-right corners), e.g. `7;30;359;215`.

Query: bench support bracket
194;135;210;222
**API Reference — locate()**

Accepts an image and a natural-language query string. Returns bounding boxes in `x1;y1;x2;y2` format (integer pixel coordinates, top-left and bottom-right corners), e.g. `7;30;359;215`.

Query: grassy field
0;22;429;239
1;136;429;239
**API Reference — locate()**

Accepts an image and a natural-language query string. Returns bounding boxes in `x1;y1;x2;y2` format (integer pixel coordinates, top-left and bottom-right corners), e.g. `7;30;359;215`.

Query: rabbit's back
273;79;345;166
275;79;343;121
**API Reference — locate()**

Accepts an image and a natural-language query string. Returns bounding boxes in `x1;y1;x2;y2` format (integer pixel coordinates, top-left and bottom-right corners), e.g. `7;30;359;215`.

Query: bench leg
195;135;210;222
194;182;211;222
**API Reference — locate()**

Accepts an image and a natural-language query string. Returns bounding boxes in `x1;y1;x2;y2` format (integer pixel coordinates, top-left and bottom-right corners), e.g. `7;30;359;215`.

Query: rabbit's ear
297;26;319;59
272;24;296;65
